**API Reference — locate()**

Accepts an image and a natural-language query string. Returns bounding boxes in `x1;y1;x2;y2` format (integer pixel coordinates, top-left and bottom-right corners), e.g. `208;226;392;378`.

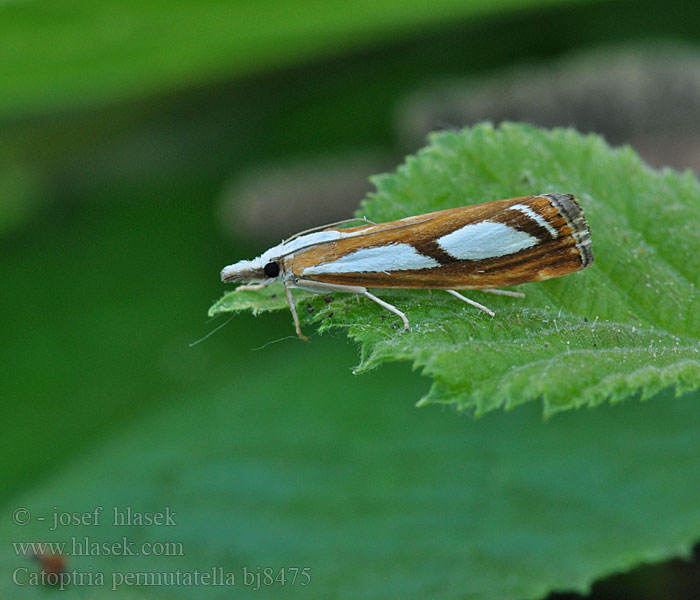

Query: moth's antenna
275;217;434;260
283;217;376;244
189;315;235;347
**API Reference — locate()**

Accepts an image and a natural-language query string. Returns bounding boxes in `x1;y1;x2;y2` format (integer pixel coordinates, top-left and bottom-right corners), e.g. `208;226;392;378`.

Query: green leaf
0;163;44;237
3;345;700;599
209;282;292;316
211;123;700;416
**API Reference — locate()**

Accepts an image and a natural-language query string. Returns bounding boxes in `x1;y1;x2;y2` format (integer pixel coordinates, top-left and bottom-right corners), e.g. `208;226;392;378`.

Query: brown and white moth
220;193;593;340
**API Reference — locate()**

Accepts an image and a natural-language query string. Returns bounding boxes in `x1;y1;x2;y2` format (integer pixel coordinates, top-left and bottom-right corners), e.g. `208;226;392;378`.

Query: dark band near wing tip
540;193;594;268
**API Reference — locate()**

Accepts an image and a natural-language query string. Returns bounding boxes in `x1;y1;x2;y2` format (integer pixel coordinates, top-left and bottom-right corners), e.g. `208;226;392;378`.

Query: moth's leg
236;283;271;292
284;284;310;342
445;289;495;317
289;278;367;295
481;288;525;298
363;291;410;331
291;278;410;332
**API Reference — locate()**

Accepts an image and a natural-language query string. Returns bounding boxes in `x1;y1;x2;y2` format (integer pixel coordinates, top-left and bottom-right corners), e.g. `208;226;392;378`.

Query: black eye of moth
263;262;280;278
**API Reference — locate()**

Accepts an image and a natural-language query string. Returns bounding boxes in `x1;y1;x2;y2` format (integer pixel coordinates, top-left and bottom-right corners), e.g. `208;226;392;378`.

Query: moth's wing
290;195;592;289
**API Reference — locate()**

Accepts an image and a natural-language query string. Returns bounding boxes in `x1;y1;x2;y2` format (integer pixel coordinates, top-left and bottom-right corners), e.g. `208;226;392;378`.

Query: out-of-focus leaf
0;0;590;116
2;343;699;599
0;163;44;236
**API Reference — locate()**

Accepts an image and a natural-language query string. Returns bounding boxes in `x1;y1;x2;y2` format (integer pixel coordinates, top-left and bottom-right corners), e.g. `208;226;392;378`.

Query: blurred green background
3;1;700;598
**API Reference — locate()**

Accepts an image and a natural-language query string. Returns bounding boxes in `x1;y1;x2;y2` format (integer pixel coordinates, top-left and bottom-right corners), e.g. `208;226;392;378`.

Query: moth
220;193;593;341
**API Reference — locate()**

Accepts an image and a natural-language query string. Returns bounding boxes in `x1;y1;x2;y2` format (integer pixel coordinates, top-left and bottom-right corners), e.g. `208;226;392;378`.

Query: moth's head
220;258;281;283
220;234;322;284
